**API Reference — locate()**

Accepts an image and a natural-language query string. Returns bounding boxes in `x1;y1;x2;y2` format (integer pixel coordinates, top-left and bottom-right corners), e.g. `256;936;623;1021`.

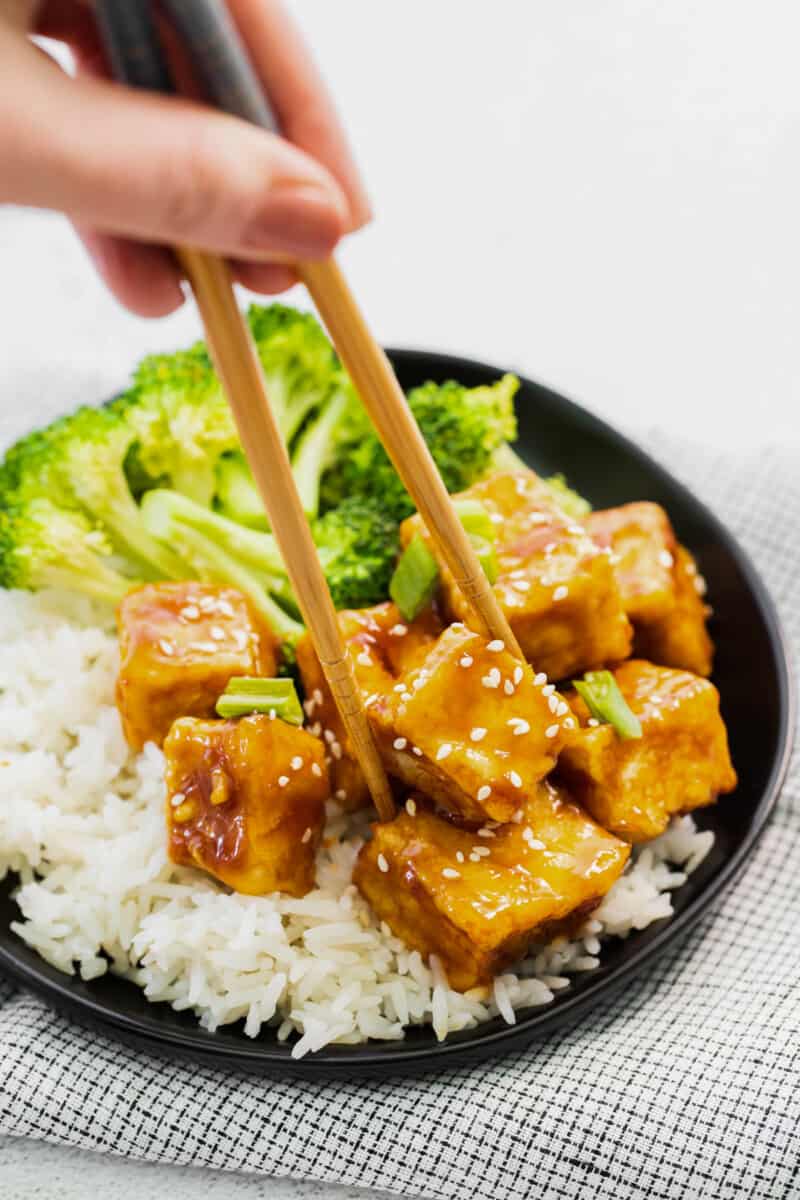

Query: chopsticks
157;0;523;659
95;0;394;821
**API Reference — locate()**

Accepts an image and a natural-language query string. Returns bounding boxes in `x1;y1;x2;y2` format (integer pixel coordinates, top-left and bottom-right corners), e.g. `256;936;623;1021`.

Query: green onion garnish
573;670;642;739
452;498;496;543
216;677;303;723
390;536;440;620
545;474;592;521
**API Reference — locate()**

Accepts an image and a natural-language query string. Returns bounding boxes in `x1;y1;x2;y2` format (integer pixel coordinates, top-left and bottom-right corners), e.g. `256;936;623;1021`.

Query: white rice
0;589;715;1057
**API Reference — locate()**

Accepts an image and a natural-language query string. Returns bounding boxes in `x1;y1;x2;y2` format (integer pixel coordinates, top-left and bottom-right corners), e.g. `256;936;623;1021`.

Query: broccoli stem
141;489;286;578
291;389;351;518
215;454;269;530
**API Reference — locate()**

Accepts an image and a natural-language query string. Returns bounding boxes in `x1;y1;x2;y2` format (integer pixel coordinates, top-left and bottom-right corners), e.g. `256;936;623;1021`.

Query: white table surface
1;0;797;1195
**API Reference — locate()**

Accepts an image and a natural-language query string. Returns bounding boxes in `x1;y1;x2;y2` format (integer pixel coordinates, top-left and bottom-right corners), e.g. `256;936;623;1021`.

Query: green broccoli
0;496;138;604
214;451;268;530
247;303;341;444
2;407;185;580
542;473;592;520
312;495;401;609
319;374;520;519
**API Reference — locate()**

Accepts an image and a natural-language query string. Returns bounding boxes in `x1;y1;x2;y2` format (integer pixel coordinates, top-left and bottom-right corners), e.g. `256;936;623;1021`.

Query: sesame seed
323;729;335;745
412;677;426;691
504;680;515;696
158;639;174;657
301;827;312;844
309;721;322;737
477;827;496;838
278;775;289;788
303;698;317;717
508;718;530;735
587;718;600;727
170;792;185;807
309;689;322;706
548;694;560;713
564;717;576;730
469;851;481;863
412;746;423;756
553;585;569;601
509;568;526;579
473;845;491;857
356;651;372;667
436;743;452;761
442;867;461;879
394;682;408;692
513;666;524;685
456;850;465;863
393;737;408;750
544;542;557;554
470;727;487;742
405;798;417;816
542;684;556;697
180;605;199;620
556;701;569;717
545;724;560;739
459;655;474;668
507;770;522;788
331;742;343;760
512;579;531;592
490;512;504;524
482;668;501;689
217;599;235;617
659;549;675;569
477;785;492;803
209;626;225;641
512;808;524;823
389;623;408;636
290;756;304;771
487;639;505;652
534;672;548;686
568;525;585;536
377;853;389;874
311;762;322;777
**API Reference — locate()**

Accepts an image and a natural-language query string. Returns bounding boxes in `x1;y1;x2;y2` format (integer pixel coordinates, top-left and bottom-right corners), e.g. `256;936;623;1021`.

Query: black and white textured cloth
0;436;798;1200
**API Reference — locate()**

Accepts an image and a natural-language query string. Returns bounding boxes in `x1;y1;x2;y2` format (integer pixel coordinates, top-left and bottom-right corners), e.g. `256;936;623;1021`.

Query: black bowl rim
0;347;793;1077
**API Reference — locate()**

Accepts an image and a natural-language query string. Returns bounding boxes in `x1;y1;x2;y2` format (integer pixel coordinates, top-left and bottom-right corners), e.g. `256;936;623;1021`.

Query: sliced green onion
216;676;303;723
573;670;642;740
452;497;496;543
545;474;592;521
390;535;439;620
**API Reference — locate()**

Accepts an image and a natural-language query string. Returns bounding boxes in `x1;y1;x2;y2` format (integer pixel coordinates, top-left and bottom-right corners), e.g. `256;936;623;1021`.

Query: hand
0;0;370;316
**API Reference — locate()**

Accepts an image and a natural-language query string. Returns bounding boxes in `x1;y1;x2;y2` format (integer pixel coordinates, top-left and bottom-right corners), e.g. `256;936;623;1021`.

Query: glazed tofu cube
296;602;441;812
401;472;631;680
558;659;736;843
117;582;278;749
587;503;713;676
372;624;570;825
354;784;630;991
165;714;329;897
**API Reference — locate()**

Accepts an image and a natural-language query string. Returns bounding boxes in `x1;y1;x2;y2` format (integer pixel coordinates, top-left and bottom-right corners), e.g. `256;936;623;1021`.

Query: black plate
0;350;793;1077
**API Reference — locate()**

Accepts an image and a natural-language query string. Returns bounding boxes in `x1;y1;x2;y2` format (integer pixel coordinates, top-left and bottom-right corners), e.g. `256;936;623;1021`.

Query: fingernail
243;182;347;259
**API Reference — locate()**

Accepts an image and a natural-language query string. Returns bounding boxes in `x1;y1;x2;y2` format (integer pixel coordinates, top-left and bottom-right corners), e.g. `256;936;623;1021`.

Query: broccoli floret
3;406;186;581
0;496;138;604
120;341;238;506
140;489;303;642
313;496;401;609
290;382;364;517
247;303;341;444
319;374;520;519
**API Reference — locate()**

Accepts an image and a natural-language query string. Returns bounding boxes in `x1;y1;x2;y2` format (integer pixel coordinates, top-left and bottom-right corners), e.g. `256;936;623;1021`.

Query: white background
1;0;798;1195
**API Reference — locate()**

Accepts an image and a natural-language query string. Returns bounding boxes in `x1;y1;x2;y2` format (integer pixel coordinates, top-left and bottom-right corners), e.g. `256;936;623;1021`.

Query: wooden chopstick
299;260;522;656
178;250;395;821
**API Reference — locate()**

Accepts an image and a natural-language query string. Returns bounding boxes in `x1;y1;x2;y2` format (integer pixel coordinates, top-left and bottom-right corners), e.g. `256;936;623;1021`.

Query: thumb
0;29;348;261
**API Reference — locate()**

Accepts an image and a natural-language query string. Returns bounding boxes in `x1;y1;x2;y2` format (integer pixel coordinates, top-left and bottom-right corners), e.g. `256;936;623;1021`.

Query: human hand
0;0;370;316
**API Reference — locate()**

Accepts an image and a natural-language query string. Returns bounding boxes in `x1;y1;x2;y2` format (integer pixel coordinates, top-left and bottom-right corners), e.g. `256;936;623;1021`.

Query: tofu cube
558;659;736;842
587;503;713;676
165;714;329;897
353;784;630;991
401;472;632;680
117;582;278;749
296;601;441;812
372;624;571;825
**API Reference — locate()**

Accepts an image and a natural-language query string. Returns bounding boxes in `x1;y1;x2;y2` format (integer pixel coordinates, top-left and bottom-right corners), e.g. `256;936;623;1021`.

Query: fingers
77;227;186;318
226;0;372;231
0;27;349;261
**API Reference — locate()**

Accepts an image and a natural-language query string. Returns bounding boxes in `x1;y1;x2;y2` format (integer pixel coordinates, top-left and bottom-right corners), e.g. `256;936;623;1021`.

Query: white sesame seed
545;724;560;738
473;845;491;857
534;673;548;687
412;677;426;691
512;808;524;823
553;585;569;601
587;718;600;727
389;623;408;636
477;785;492;803
209;626;225;641
303;698;317;717
513;666;524;685
442;868;461;880
312;689;323;705
490;512;504;524
356;651;372;667
512;579;531;592
377;853;389;874
544;541;557;554
548;694;559;713
507;718;530;735
477;827;496;838
217;599;235;617
323;729;335;745
278;775;289;788
556;701;569;717
158;639;174;657
487;639;505;652
309;721;322;737
170;792;185;807
290;756;304;771
311;762;323;777
482;668;501;689
456;850;465;863
331;742;343;759
470;727;487;742
394;682;408;693
393;737;407;750
301;827;312;844
564;717;576;730
507;770;522;788
412;746;423;757
405;798;417;816
436;743;452;761
180;605;199;620
459;655;474;668
468;852;481;862
659;549;675;569
542;684;556;697
568;525;585;536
